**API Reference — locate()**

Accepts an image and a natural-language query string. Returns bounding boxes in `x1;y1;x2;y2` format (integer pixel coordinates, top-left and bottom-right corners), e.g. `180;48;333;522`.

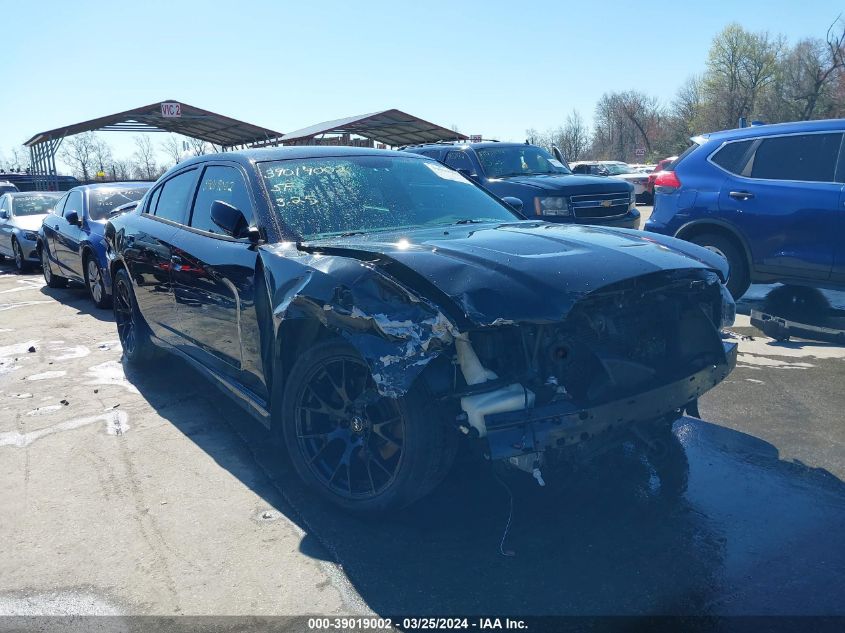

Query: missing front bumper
483;342;737;461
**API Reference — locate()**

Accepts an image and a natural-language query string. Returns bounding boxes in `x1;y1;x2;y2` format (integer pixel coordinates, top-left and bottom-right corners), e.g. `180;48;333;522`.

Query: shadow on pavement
124;355;845;617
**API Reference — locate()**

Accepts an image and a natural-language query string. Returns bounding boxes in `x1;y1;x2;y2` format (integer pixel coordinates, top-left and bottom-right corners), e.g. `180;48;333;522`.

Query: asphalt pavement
2;216;845;620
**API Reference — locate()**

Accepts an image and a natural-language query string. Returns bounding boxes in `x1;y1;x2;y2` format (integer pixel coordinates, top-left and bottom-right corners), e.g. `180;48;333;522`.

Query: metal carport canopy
278;109;467;146
23;100;285;149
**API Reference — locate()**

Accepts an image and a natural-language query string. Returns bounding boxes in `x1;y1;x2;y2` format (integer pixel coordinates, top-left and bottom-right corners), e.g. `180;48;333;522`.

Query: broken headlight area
427;270;737;475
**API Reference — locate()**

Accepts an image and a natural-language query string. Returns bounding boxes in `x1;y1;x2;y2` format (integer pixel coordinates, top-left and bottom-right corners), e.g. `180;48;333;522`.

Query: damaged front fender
258;243;457;398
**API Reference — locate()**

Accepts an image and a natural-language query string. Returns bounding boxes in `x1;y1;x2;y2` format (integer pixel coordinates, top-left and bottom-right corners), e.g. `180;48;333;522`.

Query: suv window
64;191;83;218
750;133;842;182
444;151;474;173
190;165;253;234
154;169;198;224
711;140;754;174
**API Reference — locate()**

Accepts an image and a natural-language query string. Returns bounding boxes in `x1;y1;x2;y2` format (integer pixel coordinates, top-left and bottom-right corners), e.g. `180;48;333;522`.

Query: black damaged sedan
105;147;737;512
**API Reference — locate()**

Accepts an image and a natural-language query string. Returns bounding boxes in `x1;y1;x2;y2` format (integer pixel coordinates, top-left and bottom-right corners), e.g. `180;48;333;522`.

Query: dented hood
301;221;729;326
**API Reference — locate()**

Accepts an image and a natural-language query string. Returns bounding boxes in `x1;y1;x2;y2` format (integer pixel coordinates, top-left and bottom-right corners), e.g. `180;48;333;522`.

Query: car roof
183;146;431;166
67;181;154;193
699;118;845;142
4;191;61;197
403;141;533;151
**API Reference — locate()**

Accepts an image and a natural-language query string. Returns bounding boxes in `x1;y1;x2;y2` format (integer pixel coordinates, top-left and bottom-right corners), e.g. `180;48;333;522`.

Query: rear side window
750;133;842;182
190;165;253;234
154;169;198;224
711;140;753;174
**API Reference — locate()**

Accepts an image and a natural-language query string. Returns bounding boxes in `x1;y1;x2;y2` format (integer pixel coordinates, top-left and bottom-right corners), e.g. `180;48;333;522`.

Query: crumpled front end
444;269;737;463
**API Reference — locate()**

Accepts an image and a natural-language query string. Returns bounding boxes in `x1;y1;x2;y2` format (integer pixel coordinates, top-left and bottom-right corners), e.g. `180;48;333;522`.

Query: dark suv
645;119;845;299
402;142;639;228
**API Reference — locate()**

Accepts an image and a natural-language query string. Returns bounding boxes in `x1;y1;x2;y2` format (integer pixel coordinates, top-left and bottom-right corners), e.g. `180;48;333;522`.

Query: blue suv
402;141;639;229
645;119;845;299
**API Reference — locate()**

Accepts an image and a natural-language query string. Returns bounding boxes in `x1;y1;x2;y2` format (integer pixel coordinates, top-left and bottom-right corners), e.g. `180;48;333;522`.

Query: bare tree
781;18;845;119
592;91;663;160
160;134;184;166
91;137;113;179
112;159;133;181
60;132;99;181
133;136;158;180
185;137;221;156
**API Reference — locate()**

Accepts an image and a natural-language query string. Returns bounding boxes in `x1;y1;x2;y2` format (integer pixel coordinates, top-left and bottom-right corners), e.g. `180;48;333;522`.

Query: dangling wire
492;467;516;557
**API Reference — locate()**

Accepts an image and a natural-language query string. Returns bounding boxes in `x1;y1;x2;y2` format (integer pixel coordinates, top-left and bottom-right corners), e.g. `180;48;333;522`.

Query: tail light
654;170;681;191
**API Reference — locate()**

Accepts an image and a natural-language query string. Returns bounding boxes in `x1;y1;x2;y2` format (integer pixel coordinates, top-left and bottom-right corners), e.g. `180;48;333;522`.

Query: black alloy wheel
280;338;457;513
113;268;158;363
294;355;405;500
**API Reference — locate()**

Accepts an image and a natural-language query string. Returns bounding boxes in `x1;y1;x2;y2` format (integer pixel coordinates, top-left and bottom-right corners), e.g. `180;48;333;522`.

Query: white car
570;161;652;202
0;192;62;272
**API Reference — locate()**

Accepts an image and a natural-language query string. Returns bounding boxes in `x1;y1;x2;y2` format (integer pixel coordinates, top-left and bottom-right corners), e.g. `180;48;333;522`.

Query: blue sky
3;0;842;171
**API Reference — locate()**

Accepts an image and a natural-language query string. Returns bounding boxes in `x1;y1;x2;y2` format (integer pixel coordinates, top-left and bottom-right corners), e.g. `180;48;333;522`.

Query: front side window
88;187;149;221
64;191;83;218
190;165;253;234
259;155;519;240
444;151;474;173
10;193;61;216
154;169;198;224
750;133;842;182
476;146;572;178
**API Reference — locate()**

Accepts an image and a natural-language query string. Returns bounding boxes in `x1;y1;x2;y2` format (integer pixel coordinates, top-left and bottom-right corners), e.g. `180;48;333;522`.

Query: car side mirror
0;210;8;220
65;210;80;225
210;200;251;239
597;169;610;177
457;168;478;181
501;196;523;213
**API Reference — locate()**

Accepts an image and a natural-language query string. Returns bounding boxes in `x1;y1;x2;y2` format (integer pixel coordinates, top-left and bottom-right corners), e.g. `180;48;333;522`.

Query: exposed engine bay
421;269;737;478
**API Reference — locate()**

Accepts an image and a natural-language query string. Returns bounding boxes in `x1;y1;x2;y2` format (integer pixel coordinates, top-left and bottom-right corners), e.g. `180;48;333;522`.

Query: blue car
645;119;845;299
402;141;639;229
38;182;152;307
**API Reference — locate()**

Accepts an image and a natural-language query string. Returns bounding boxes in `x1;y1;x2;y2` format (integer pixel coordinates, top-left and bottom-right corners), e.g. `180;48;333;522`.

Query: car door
53;189;85;279
170;163;264;394
717;131;843;280
0;196;12;256
127;168;198;344
42;193;68;262
832;159;845;283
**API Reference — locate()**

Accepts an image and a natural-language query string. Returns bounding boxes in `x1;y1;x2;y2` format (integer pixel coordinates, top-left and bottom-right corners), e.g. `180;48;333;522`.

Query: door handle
729;191;754;200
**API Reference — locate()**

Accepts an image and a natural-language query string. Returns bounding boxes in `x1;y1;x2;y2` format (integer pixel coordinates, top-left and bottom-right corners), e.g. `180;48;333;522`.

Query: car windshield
259;155;521;240
603;163;637;175
11;194;61;216
475;146;572;178
88;187;149;221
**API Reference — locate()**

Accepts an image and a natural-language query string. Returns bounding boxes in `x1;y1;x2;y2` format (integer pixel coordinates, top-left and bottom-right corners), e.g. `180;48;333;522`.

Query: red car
645;156;678;202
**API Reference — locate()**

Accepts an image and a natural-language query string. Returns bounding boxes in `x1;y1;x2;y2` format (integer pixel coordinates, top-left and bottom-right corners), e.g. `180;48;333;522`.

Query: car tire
84;253;112;309
40;244;68;288
642;191;654;205
280;338;457;514
113;267;160;364
689;232;750;300
12;238;30;273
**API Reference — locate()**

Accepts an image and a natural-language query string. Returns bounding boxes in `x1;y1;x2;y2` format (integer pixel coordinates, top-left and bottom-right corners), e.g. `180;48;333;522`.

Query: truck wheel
280;338;456;513
113;268;160;364
40;245;67;288
689;232;750;300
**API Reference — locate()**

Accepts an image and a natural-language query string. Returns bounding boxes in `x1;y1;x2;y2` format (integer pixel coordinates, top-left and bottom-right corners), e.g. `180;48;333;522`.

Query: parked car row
569;160;652;203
